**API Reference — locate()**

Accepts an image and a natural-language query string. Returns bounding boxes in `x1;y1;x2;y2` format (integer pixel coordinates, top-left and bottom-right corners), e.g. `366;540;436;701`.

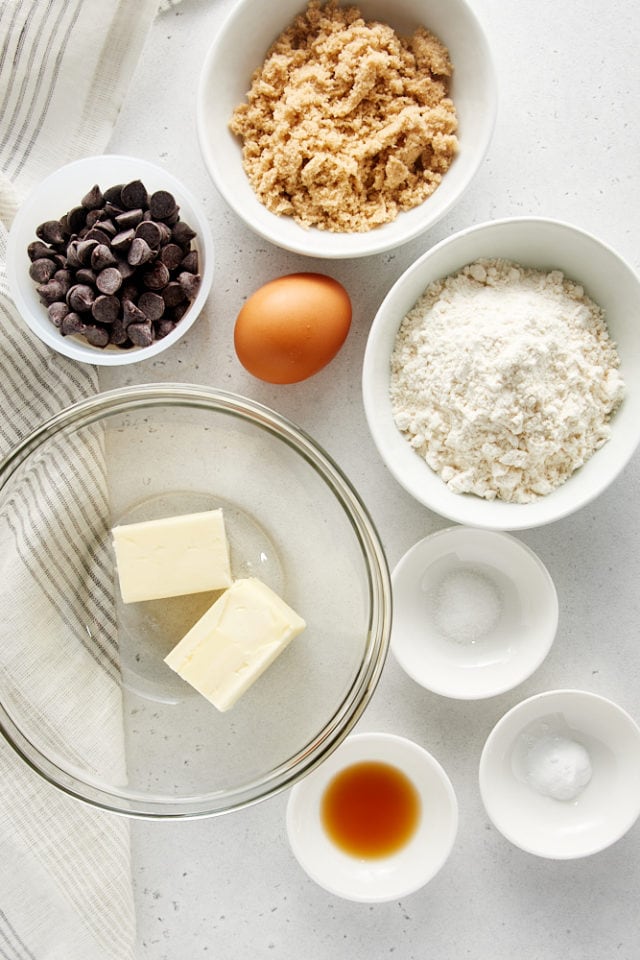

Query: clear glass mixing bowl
0;384;391;818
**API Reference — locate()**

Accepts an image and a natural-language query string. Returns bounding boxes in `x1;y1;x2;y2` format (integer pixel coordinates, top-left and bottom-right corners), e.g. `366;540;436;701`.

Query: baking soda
524;734;592;801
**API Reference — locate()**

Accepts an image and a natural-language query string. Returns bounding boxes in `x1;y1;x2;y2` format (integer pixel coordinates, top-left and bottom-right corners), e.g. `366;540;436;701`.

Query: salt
432;567;502;644
524;735;592;801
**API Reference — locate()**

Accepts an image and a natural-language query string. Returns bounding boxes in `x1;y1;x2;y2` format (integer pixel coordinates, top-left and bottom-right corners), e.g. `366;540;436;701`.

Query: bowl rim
362;215;640;530
0;382;392;819
6;154;215;366
196;0;498;259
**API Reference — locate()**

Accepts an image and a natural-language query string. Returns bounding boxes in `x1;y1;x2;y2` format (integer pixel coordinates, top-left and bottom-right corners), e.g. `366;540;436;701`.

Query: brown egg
234;273;352;384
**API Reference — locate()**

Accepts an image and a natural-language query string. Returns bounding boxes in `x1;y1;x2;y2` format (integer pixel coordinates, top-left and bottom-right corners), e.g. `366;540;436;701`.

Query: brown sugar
229;0;458;233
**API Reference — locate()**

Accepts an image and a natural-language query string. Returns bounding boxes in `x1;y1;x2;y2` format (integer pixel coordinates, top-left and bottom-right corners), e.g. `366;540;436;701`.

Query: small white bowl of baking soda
479;689;640;859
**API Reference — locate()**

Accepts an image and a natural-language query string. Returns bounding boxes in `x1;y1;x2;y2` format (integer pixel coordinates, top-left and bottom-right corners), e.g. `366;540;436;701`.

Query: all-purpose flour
390;259;625;503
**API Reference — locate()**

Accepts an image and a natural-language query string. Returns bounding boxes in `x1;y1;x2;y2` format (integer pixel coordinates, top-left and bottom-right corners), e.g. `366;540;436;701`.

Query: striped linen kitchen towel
0;1;163;957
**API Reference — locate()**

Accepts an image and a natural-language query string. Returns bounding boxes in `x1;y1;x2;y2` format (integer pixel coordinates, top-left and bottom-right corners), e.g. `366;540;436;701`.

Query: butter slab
112;508;232;604
164;577;306;711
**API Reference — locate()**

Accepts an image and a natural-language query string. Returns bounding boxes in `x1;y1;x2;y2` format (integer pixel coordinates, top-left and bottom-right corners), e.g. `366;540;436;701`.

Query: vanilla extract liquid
321;761;421;858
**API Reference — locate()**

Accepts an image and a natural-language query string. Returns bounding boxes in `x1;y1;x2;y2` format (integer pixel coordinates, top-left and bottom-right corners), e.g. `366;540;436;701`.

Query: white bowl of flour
363;217;640;529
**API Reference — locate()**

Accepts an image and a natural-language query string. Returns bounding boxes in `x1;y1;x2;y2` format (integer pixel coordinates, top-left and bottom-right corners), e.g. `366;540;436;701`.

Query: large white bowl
197;0;497;259
363;217;640;530
479;690;640;859
6;155;214;366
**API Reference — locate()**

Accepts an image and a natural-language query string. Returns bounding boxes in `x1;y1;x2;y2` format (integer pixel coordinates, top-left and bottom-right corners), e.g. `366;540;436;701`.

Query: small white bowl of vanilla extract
286;732;458;902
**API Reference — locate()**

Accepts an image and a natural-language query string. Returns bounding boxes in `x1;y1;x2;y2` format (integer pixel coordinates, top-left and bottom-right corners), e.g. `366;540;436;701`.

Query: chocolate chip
178;271;201;300
75;267;97;286
169;301;189;323
67;206;87;233
149;190;178;221
159;243;184;271
76;239;99;265
138;291;165;322
53;269;71;295
61;312;86;336
95;215;116;236
28;240;57;262
120;281;139;303
171;220;196;246
143;261;170;290
135;220;169;248
162;281;185;307
65;241;82;269
180;250;199;273
127;320;154;347
36;220;66;245
91;243;118;271
109;318;129;345
116;257;135;280
164;208;180;226
85;209;103;228
123;299;147;326
29;259;56;283
104;201;124;218
92;295;120;324
155;319;176;339
96;266;123;295
37;280;66;304
67;283;95;312
134;220;160;248
103;183;124;204
84;227;113;245
84;324;110;348
115;208;144;230
128;237;154;266
121;180;148;210
111;228;135;251
82;184;104;210
48;301;69;327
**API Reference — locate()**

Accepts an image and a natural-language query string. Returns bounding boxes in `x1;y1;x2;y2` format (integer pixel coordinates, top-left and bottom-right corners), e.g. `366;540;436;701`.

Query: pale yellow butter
164;577;306;711
112;509;232;604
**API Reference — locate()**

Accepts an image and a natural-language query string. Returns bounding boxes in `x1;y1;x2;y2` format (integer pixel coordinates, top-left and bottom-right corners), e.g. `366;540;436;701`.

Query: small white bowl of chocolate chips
6;154;214;365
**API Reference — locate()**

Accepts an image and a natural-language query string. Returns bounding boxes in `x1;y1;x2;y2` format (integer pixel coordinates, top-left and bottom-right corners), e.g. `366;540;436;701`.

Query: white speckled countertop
105;1;640;956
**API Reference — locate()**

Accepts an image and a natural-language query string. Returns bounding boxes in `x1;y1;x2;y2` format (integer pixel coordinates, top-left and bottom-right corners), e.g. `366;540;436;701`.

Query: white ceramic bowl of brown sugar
362;217;640;530
197;0;497;259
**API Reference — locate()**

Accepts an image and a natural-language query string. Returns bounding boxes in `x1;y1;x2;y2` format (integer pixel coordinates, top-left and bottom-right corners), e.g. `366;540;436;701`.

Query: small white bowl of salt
479;689;640;858
391;526;558;699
